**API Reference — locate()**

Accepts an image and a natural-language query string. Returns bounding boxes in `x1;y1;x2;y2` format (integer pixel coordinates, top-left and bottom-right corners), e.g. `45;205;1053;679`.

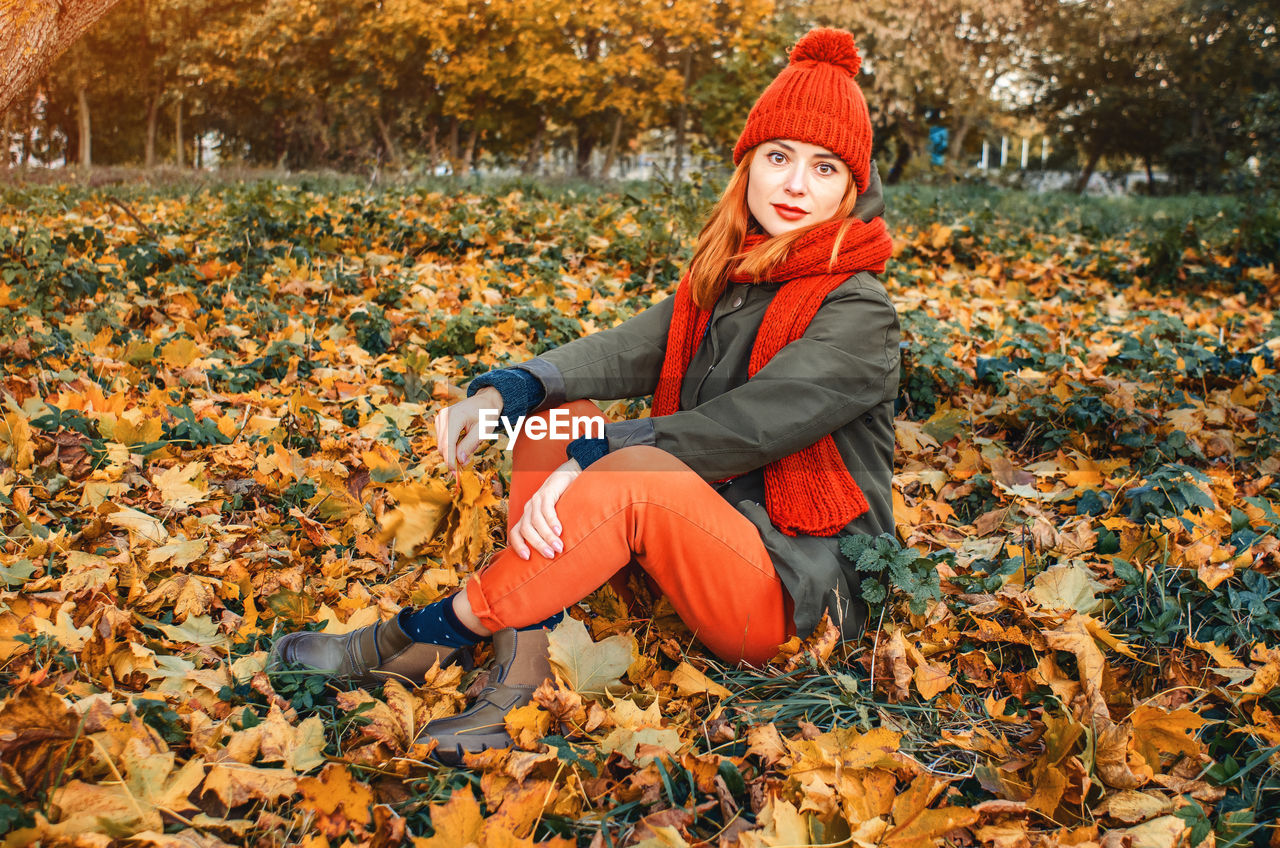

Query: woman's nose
785;166;807;195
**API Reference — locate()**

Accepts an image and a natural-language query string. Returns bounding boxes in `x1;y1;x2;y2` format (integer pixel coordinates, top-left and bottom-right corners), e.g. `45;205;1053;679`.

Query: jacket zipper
691;296;725;404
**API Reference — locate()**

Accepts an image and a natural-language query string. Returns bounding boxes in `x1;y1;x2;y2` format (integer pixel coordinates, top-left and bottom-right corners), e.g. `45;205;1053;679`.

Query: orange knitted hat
733;27;873;193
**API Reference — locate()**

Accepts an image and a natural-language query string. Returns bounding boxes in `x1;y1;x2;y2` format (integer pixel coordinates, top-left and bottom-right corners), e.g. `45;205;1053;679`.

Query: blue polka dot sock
399;596;565;645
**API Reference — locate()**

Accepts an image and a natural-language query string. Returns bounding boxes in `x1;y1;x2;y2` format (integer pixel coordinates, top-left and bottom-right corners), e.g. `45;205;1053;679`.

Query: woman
270;26;899;764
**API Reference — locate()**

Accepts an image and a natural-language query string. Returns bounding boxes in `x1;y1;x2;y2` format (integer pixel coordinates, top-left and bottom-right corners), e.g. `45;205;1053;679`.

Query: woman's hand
434;386;503;477
509;458;581;560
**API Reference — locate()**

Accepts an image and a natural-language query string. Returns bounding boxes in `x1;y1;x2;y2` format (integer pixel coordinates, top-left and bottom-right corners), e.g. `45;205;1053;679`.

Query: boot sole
266;634;475;689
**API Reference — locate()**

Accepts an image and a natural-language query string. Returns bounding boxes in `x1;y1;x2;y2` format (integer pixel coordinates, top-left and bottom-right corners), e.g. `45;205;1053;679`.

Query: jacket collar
852;159;885;222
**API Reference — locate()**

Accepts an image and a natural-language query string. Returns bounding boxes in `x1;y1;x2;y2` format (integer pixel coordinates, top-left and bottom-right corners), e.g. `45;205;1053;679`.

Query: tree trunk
20;109;30;165
448;117;460;173
601;111;623;181
426;124;438;174
174;93;184;168
522;112;545;175
76;85;91;167
1143;154;1154;195
672;48;693;182
144;93;160;168
1;110;10;168
460;125;478;177
887;133;913;185
1075;146;1103;194
948;115;973;166
574;125;596;179
374;112;400;168
0;0;124;115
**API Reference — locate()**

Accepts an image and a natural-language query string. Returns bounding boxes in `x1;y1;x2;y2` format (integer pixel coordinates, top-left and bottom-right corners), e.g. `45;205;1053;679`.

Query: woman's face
746;139;852;237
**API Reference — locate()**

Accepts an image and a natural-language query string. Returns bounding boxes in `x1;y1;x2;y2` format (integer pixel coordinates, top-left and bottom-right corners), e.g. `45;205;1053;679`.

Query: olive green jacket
510;162;899;641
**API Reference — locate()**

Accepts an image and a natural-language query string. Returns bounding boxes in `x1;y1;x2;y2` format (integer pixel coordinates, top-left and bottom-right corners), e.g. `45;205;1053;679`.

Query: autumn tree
0;0;124;114
1024;0;1280;192
686;6;794;161
508;0;689;178
660;0;779;178
810;0;1035;181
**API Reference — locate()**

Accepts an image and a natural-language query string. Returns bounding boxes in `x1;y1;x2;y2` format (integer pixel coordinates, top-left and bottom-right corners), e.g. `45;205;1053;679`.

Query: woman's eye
817;163;834;175
769;152;786;164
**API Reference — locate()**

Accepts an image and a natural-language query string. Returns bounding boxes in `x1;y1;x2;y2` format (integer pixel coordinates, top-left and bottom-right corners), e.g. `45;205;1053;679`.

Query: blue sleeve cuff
467;368;546;423
566;436;609;470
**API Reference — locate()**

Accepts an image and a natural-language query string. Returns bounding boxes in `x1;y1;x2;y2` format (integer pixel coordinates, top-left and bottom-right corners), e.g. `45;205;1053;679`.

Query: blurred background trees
1;0;1275;191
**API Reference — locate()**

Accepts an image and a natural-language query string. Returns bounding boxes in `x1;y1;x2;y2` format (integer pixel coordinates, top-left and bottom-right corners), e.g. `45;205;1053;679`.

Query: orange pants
464;400;793;665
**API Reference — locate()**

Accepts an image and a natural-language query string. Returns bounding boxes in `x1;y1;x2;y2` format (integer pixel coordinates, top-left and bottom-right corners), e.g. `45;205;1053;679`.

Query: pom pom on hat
788;27;861;76
732;26;874;192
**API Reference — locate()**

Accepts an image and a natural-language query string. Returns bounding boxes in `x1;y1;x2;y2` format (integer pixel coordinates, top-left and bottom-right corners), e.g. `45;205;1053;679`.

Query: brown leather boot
268;611;468;690
417;627;552;765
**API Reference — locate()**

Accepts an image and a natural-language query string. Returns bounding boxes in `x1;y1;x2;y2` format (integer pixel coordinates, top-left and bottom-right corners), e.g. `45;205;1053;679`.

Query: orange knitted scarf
652;215;894;536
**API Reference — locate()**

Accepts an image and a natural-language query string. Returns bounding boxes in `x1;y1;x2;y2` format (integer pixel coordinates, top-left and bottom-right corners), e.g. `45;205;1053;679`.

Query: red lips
772;203;809;219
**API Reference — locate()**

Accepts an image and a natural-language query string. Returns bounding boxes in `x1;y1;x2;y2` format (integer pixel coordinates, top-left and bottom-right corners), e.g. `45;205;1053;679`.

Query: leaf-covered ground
1;177;1279;847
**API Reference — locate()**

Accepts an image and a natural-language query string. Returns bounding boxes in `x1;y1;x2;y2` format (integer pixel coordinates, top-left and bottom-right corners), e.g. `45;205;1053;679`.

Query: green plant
839;533;943;615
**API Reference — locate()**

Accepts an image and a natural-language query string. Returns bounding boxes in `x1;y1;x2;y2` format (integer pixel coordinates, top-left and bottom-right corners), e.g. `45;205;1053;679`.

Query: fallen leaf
1095;790;1174;824
202;764;297;807
669;662;730;698
297;762;375;830
153;461;210;510
1128;706;1206;775
546;616;637;699
106;504;170;544
738;795;812;847
1098;814;1187;848
883;775;979;848
1030;560;1106;615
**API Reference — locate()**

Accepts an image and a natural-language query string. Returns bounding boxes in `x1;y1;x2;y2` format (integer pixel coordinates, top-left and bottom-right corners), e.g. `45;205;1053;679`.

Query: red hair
686;145;862;310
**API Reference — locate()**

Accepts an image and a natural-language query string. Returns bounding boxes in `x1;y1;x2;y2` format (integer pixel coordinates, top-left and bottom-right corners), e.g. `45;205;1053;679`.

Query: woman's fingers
525;500;560;558
538;481;565;542
510;495;563;560
512;511;544;560
508;518;532;559
455;419;484;466
435;402;479;476
434;407;450;469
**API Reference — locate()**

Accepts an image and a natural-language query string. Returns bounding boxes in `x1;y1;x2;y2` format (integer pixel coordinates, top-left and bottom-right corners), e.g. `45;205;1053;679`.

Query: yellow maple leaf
148;538;208;569
107;504;170;544
297;763;375;828
738;795;812;847
882;775;978;848
153;461;210;510
1185;638;1244;669
0;412;34;471
546;616;637;699
412;787;573;848
669;661;730;699
380;478;453;552
31;602;91;650
202;764;297;807
160;337;200;368
335;683;416;753
1128;707;1206;775
504;703;552;750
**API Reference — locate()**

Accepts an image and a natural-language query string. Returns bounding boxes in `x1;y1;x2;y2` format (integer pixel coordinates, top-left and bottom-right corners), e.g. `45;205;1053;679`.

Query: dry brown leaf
1098;815;1187;848
1094;790;1175;824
